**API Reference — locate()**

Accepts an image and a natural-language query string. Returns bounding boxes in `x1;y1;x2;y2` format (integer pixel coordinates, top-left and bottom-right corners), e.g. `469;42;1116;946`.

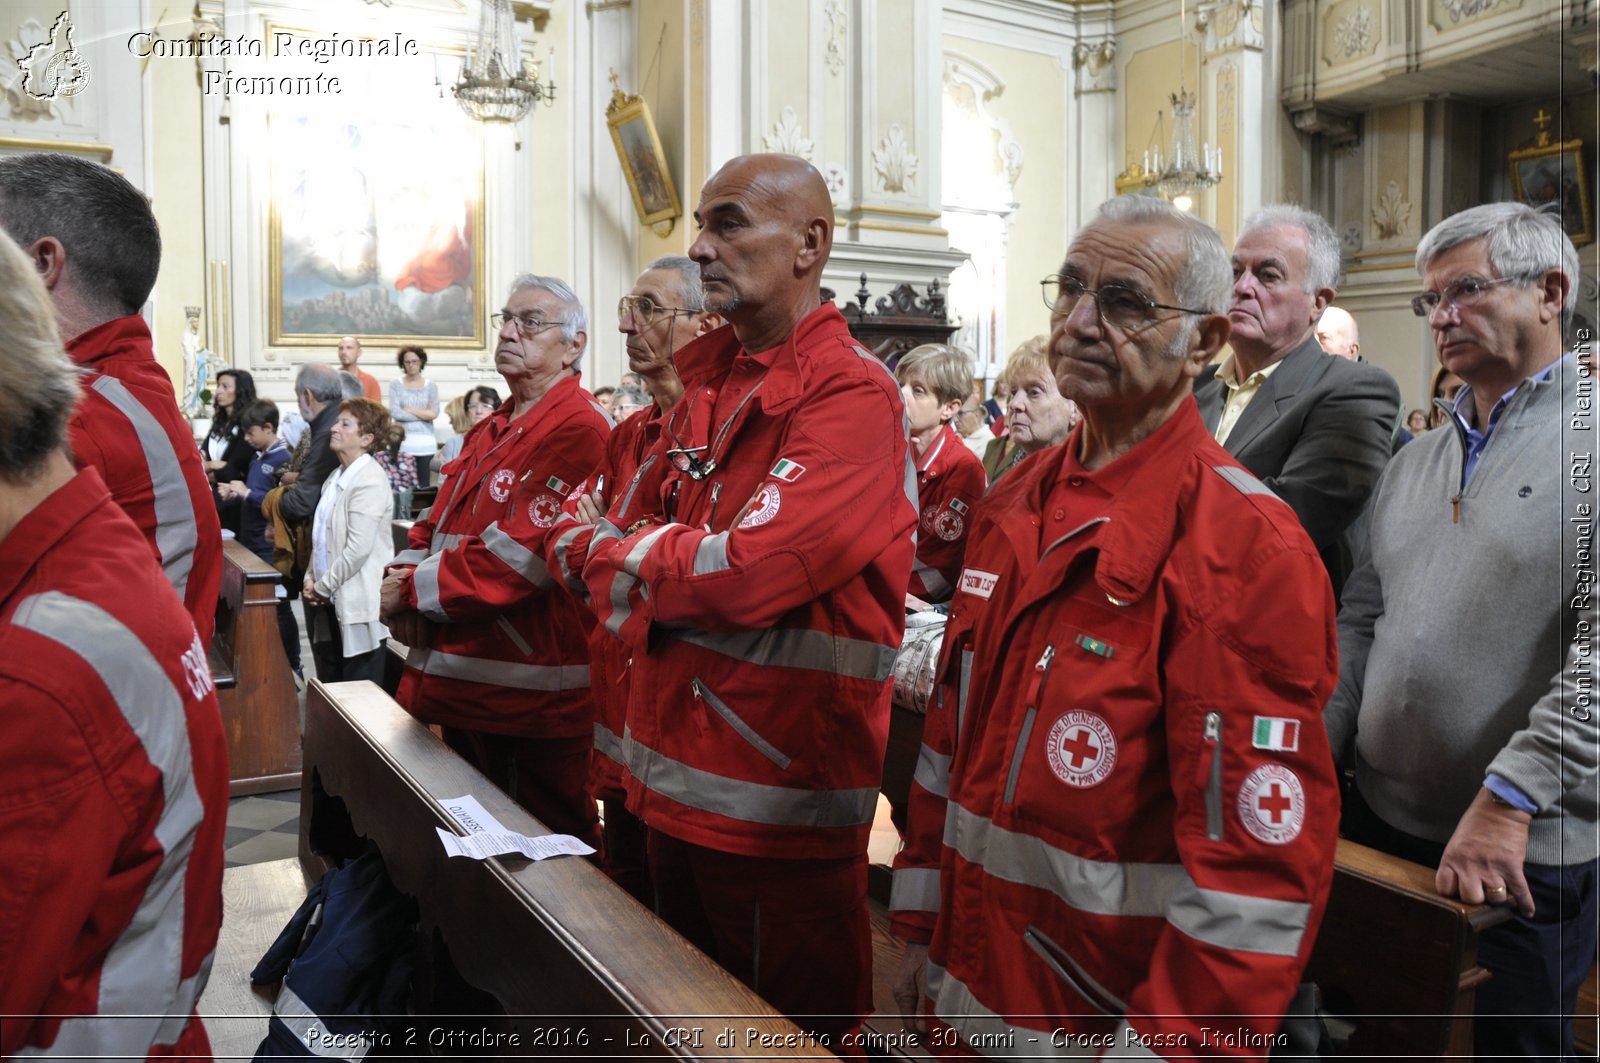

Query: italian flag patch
769;459;806;482
545;475;572;496
1252;716;1300;753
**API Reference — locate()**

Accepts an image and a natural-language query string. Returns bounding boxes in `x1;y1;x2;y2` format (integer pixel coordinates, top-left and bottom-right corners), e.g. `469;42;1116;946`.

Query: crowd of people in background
1;145;1593;1063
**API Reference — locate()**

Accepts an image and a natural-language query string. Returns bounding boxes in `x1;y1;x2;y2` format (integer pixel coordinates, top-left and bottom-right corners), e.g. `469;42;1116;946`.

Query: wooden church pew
212;539;300;796
297;679;835;1058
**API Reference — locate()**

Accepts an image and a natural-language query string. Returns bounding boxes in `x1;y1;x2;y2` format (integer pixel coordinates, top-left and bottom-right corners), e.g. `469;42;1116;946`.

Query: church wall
147;11;209;395
938;33;1069;359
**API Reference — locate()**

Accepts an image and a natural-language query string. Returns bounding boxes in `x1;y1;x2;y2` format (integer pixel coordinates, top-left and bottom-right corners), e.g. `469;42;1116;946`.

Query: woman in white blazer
302;398;396;683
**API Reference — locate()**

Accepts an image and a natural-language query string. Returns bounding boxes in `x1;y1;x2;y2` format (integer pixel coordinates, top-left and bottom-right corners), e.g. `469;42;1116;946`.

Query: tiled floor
224;790;301;868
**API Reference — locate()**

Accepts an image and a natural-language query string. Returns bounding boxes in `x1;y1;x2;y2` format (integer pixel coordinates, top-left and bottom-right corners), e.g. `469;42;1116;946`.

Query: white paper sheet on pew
436;793;596;861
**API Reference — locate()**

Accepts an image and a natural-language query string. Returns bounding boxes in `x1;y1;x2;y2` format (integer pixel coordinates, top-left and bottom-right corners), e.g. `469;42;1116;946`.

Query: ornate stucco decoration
823;163;848;199
762;106;814;160
1334;5;1376;58
1438;0;1502;23
872;124;918;194
1371;181;1412;239
1071;37;1117;94
824;0;847;76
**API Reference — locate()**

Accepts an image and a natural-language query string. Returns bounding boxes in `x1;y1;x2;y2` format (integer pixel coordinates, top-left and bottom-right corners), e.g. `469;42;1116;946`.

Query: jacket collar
673;301;851;416
64;314;153;370
0;467;110;605
983;401;1213;607
1216;334;1327;454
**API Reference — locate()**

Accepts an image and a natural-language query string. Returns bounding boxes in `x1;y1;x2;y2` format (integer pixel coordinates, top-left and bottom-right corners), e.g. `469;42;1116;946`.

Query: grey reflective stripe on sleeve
593;518;623;549
594;721;627;767
1167;879;1312;958
1211;464;1281;501
888;867;941;913
393;547;429;565
926;963;1097;1060
693;530;731;574
944;803;1186;918
432;531;471;554
851;345;919;511
412;552;448;622
419;650;588;690
625;730;876;828
481;521;552;588
605;524;676;635
271;983;370;1059
912;558;951;600
89;376;199;602
914;743;952;799
670;627;897;683
11;592;209;1056
553;524;590;592
620;522;676;578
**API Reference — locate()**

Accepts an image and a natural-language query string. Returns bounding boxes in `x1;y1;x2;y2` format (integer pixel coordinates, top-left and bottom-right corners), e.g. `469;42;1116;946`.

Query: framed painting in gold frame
606;90;680;237
1510;138;1593;248
265;27;486;349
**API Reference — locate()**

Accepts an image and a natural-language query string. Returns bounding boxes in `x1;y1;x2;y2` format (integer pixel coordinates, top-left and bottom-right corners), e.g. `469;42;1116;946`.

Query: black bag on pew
250;849;418;1059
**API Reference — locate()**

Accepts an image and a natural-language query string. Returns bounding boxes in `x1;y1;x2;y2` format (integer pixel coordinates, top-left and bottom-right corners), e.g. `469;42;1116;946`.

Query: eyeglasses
618;295;697;327
466;401;494;413
1041;275;1208;331
492;312;562;336
1410;276;1521;317
957;406;984;417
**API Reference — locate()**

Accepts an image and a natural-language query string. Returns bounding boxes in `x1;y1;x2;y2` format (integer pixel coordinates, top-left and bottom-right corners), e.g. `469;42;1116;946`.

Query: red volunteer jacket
66;315;223;647
547;404;662;800
390;374;609;737
908;423;987;602
891;404;1340;1057
1;468;228;1060
578;304;918;860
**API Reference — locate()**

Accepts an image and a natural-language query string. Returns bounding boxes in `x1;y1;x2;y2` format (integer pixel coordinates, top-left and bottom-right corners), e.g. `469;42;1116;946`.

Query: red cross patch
527;494;560;528
488;468;515;503
1045;711;1117;789
1237;763;1306;845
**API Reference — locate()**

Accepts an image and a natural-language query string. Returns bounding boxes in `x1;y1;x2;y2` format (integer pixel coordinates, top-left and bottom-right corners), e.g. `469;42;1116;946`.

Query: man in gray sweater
1325;202;1596;1061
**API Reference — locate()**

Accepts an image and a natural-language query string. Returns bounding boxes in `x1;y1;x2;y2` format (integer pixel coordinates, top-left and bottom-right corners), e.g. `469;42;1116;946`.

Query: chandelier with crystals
1132;0;1220;211
453;0;556;124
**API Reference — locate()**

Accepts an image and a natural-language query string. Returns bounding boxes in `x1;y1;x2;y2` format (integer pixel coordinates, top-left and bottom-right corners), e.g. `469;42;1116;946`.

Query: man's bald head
1314;305;1360;359
688;153;835;351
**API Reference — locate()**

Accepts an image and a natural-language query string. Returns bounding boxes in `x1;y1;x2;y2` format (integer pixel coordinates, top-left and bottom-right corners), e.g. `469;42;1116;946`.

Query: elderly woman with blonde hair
982;335;1081;481
302;396;396;682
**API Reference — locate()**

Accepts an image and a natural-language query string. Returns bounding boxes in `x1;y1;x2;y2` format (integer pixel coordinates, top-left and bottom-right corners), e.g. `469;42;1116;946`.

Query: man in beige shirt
1193;205;1399;599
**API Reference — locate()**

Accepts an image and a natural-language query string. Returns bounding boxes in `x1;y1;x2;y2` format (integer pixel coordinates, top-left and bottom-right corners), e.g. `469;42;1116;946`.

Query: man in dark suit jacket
279;362;343;523
1194;206;1399;600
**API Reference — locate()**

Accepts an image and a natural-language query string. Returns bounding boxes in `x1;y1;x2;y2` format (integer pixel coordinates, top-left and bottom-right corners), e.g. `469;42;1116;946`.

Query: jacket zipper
496;616;534;657
1023;925;1127;1017
1004;644;1056;805
706;481;724;531
1204;711;1223;841
691;677;792;769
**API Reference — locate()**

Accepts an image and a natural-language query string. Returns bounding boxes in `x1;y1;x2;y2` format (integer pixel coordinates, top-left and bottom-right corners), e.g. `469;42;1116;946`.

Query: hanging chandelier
1133;0;1219;211
453;0;555;125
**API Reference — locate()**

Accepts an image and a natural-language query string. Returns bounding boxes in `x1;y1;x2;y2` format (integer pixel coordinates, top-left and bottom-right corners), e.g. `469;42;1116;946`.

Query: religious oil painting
1509;139;1593;248
268;43;486;348
607;93;681;229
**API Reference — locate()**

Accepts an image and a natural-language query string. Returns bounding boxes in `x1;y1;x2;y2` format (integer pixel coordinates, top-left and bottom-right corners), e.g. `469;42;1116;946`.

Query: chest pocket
996;594;1159;834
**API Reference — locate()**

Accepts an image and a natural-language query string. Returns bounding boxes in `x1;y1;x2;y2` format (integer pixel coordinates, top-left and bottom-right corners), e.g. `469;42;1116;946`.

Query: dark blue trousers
1343;785;1598;1061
